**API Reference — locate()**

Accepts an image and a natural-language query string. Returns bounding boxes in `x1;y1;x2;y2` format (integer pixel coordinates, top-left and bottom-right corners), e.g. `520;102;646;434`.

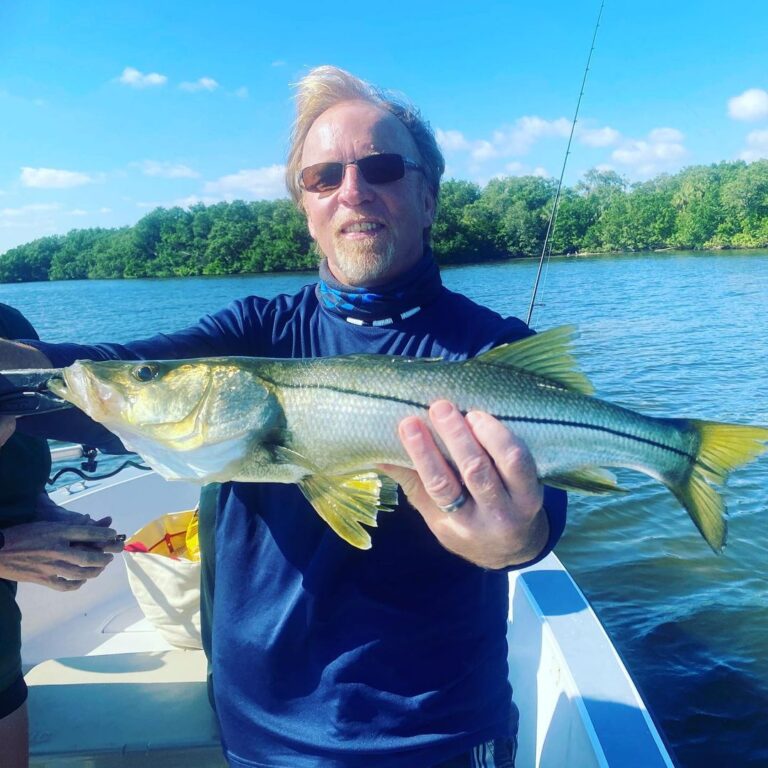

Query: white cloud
610;127;686;178
271;60;286;68
728;88;768;121
578;125;621;147
491;116;571;156
436;129;471;152
438;116;579;164
117;67;168;89
20;167;94;189
180;77;219;93
0;203;60;218
503;161;550;178
233;86;249;99
739;129;768;161
648;127;684;143
173;195;223;208
137;160;200;179
204;165;287;200
68;209;88;216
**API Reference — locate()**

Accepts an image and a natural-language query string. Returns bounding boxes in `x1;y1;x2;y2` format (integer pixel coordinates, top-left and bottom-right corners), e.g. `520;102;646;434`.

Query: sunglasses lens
300;154;407;192
301;162;344;193
357;153;405;184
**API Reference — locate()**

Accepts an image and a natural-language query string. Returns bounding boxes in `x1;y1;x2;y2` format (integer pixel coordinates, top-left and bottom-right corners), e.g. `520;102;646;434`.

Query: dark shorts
433;735;518;768
0;578;26;719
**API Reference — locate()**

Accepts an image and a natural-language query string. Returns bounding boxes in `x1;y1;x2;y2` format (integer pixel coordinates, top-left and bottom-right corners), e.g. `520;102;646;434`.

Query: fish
46;326;768;552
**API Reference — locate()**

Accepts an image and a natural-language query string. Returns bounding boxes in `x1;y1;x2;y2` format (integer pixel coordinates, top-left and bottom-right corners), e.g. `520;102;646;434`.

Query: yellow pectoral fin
298;471;399;550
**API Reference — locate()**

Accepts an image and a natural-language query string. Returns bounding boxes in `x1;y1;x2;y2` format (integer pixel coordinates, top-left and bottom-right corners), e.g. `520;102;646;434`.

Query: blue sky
1;0;767;256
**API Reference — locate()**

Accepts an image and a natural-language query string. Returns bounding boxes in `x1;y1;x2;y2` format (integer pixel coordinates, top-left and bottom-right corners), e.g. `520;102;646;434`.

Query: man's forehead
303;100;418;159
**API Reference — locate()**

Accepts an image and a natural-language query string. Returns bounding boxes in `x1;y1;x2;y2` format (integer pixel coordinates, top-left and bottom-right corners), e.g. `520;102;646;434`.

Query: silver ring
438;488;468;513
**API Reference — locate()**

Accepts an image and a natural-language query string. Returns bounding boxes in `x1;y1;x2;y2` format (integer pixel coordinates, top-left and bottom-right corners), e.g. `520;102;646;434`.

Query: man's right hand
0;519;121;591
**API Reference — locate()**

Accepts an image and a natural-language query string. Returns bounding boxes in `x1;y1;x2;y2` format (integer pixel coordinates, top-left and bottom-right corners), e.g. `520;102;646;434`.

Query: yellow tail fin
669;420;768;552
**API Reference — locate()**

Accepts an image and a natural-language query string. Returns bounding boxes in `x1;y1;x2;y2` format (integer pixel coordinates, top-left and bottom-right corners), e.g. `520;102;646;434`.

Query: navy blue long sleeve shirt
30;280;566;768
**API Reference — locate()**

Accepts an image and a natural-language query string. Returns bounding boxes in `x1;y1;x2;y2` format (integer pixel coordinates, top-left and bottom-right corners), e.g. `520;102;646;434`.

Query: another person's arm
0;340;53;447
0;492;122;591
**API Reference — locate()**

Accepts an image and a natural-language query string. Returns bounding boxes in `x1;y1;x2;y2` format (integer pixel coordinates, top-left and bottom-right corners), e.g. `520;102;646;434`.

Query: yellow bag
123;509;202;649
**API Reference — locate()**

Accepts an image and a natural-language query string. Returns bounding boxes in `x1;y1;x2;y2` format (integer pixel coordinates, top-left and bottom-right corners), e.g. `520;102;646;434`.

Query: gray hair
285;66;445;212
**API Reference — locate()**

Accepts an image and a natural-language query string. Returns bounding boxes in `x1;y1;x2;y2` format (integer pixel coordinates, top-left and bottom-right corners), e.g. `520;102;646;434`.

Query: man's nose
337;163;374;206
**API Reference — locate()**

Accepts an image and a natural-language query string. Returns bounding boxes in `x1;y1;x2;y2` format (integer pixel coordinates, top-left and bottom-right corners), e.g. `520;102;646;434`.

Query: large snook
47;327;768;551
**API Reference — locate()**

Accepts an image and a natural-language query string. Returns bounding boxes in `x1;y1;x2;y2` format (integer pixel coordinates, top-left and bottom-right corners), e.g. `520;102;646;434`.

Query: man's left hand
379;400;549;570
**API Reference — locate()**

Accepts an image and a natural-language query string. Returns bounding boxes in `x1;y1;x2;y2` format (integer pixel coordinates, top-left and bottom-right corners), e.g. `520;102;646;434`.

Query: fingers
397;413;466;512
429;401;509;510
66;545;115;568
61;523;119;545
48;577;87;592
465;410;543;516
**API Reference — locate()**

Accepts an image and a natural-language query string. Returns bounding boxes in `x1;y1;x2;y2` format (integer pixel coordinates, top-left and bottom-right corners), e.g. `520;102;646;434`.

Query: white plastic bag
123;509;202;649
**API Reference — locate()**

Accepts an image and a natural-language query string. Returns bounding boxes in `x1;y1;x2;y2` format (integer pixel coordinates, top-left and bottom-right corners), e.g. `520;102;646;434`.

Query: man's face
300;100;436;287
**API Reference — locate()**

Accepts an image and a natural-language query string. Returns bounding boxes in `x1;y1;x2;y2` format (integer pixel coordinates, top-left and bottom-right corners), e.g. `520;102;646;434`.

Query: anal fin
545;467;627;495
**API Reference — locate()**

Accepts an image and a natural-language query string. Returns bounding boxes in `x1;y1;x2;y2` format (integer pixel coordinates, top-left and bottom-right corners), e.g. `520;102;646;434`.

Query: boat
19;455;676;767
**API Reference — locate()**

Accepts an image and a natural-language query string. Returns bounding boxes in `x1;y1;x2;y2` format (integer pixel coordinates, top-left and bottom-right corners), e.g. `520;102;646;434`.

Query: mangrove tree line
2;160;767;283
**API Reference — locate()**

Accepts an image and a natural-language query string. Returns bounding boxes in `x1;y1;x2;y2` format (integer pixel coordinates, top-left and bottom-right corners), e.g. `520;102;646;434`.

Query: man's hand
0;416;15;447
379;400;549;570
0;498;123;590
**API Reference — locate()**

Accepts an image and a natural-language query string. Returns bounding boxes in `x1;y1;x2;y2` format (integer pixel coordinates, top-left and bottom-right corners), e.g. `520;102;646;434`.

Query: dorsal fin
475;325;594;395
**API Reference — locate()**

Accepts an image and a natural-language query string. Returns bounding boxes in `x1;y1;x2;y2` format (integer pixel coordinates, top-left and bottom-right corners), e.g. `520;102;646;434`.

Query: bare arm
0;338;52;369
0;504;122;591
0;340;53;447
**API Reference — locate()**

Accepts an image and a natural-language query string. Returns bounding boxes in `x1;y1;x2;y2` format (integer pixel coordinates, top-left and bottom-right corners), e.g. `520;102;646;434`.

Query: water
3;250;768;767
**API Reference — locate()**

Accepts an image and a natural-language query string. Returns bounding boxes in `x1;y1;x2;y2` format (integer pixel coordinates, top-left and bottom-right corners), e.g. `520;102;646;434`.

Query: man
0;67;565;767
0;304;121;768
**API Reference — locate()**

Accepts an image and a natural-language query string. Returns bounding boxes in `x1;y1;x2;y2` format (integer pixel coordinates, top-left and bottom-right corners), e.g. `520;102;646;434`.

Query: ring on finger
438;488;469;513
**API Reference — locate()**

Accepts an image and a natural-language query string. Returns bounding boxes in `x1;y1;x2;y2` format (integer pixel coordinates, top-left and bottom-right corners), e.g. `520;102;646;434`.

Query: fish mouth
49;363;127;422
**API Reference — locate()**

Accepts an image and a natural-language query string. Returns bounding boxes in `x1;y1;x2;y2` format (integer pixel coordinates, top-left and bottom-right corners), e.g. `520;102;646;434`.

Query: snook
48;327;768;551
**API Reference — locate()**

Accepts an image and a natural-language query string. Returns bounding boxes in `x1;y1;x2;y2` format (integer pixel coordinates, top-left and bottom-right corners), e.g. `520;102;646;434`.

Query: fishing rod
526;0;606;328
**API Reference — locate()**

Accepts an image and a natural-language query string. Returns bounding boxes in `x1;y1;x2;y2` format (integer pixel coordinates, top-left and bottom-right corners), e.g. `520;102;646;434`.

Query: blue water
4;250;768;767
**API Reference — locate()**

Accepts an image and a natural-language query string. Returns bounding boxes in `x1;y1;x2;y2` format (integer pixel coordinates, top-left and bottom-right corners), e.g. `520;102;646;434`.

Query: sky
1;0;767;256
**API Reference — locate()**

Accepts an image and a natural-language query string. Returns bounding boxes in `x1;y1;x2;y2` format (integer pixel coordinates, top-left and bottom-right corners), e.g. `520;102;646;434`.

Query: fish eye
132;364;160;383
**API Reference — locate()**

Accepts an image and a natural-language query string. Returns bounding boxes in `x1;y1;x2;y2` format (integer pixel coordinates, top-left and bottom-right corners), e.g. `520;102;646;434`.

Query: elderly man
0;67;565;767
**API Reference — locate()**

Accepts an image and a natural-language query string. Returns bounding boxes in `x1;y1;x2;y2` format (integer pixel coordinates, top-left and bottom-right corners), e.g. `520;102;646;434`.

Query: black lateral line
261;377;694;462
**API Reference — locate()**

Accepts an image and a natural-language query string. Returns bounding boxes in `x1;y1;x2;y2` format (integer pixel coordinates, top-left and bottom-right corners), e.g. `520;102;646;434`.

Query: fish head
48;359;281;476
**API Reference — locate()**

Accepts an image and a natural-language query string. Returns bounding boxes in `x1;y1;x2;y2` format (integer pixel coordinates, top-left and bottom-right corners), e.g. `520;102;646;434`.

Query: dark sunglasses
298;153;424;193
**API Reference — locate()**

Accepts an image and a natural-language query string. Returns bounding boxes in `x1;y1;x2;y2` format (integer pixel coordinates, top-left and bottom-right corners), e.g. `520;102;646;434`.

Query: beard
326;233;397;287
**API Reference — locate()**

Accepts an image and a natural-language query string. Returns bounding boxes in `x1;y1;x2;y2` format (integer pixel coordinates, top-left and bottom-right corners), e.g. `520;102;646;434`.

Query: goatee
327;237;397;286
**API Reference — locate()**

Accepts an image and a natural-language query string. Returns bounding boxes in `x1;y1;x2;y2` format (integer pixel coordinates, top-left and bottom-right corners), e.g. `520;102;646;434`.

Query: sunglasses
298;153;424;193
